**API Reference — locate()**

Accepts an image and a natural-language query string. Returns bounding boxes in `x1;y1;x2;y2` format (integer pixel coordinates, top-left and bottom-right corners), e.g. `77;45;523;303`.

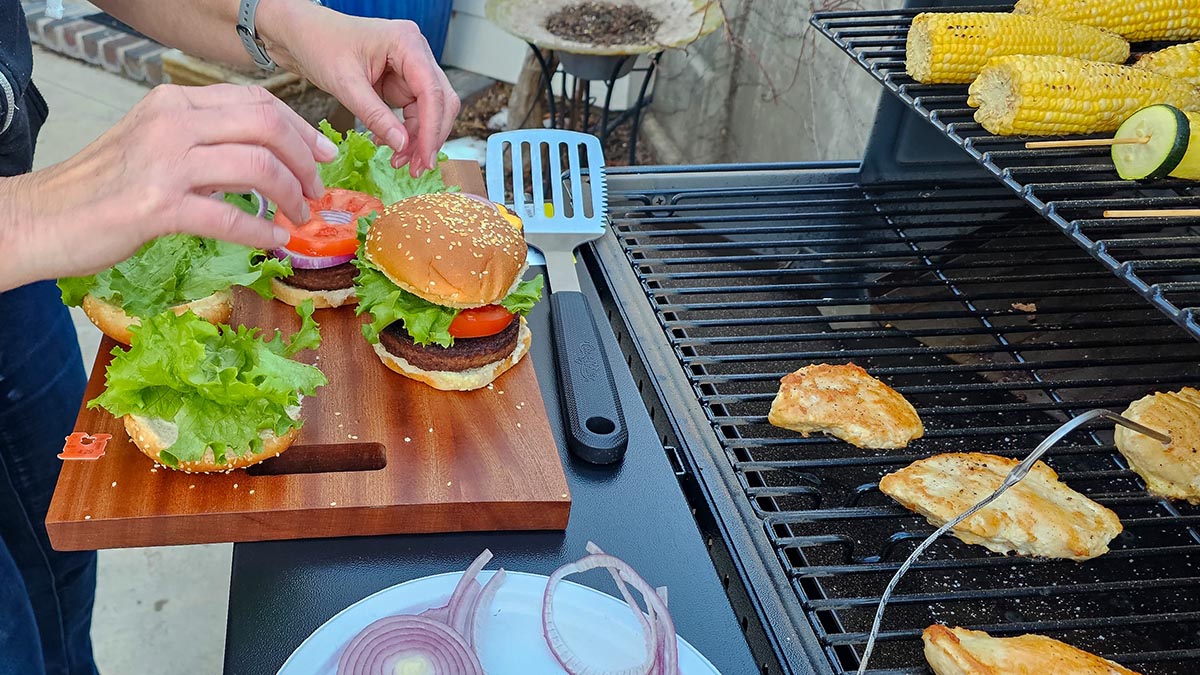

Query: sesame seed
334;412;341;416
330;501;337;507
249;489;255;495
189;484;195;489
233;483;239;489
84;515;91;520
111;481;117;488
429;427;434;433
447;481;453;487
404;437;411;442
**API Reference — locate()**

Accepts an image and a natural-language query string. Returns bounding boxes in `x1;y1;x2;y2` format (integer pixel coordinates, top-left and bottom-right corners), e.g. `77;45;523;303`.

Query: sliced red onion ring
461;193;503;213
544;546;679;675
269;248;356;270
319;209;355;225
445;549;492;634
337;549;505;674
468;568;506;648
586;542;655;657
211;189;266;219
334;615;483;675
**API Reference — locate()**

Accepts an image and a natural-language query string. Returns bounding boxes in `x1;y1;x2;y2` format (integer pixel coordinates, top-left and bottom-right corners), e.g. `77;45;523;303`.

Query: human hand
261;2;460;176
0;83;336;291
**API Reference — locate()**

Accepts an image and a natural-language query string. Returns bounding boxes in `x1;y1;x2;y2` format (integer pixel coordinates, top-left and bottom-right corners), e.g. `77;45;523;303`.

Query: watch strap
237;0;276;72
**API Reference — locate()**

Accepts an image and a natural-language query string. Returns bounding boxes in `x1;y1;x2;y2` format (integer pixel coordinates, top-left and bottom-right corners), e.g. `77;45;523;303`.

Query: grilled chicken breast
879;453;1122;560
1115;387;1200;503
922;625;1142;675
767;363;924;449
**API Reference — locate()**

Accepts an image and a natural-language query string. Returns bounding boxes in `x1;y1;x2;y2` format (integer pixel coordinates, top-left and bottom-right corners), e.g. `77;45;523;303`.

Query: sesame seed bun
81;291;233;345
122;413;299;473
365;193;528;309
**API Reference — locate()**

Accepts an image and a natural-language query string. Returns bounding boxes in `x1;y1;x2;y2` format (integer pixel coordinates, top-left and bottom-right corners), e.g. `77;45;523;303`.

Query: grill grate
810;5;1200;343
589;163;1200;674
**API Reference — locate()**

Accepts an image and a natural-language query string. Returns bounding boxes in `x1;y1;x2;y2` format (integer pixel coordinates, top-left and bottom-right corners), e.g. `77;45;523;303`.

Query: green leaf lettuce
89;302;327;468
353;251;544;348
58;235;291;319
317;119;458;204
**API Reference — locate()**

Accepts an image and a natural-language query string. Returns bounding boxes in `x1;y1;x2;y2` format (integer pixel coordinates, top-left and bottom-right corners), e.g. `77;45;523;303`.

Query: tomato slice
448;305;515;339
274;188;383;257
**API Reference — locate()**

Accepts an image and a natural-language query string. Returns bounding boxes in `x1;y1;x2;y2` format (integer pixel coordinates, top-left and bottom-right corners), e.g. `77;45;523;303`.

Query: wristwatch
237;0;323;72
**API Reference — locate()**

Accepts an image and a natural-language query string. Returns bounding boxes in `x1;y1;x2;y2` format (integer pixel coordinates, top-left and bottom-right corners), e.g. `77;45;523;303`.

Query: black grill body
586;163;1200;674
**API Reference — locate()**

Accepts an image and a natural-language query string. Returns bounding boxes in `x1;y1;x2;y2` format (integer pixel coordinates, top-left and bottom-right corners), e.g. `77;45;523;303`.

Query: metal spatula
486;130;628;465
855;409;1172;673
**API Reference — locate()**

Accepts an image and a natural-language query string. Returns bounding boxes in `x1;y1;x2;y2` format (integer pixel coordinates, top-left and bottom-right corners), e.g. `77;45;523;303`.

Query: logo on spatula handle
58;433;111;461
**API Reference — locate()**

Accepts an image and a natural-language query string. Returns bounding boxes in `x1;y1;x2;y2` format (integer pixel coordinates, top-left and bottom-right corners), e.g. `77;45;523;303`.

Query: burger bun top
364;193;528;309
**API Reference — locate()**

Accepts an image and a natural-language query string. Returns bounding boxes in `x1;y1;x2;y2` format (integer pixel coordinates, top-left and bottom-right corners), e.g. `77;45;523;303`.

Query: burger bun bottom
372;317;532;391
123;413;300;473
82;291;232;345
269;278;357;309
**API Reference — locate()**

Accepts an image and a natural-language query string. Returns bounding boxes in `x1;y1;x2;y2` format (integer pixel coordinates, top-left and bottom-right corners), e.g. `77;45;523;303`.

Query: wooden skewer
1104;209;1200;218
1025;137;1150;149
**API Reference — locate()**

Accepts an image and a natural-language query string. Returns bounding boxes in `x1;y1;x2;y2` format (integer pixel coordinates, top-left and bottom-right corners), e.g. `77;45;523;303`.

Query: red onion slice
461;193;499;211
468;568;507;648
335;549;507;675
543;547;679;675
334;615;483;675
212;189;266;218
586;542;656;659
269;248;356;270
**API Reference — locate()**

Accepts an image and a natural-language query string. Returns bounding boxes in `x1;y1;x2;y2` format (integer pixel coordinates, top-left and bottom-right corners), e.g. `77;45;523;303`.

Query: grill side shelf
810;6;1200;343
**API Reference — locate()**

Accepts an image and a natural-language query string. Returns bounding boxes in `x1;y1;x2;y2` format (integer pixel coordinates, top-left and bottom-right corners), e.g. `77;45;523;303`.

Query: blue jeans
0;281;97;675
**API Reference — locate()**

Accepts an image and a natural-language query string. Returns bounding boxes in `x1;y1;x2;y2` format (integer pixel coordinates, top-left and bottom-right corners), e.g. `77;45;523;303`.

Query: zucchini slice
1112;104;1190;181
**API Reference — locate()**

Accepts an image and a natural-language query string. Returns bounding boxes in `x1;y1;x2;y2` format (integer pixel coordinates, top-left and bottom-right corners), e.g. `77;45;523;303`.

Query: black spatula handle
549;291;628;464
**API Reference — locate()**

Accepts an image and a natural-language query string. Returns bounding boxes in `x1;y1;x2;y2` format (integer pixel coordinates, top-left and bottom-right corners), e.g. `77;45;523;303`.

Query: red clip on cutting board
45;161;571;551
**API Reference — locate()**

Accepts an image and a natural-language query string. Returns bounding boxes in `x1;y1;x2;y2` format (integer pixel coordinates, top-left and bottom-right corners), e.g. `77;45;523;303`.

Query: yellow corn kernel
906;12;1129;84
967;55;1200;135
1136;42;1200;86
1013;0;1200;41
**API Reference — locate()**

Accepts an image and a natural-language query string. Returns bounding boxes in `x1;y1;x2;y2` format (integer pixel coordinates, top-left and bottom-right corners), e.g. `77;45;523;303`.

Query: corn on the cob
967;55;1200;135
905;12;1129;84
1013;0;1200;42
1136;42;1200;85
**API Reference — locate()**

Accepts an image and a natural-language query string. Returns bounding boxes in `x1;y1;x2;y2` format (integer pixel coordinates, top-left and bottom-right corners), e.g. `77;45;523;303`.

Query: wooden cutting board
46;161;570;551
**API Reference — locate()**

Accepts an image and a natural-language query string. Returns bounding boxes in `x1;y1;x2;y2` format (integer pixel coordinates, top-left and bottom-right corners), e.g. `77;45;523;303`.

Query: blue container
324;0;453;62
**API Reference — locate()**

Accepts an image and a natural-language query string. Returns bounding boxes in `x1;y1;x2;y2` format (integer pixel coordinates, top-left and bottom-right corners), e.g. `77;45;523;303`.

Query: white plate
278;570;721;674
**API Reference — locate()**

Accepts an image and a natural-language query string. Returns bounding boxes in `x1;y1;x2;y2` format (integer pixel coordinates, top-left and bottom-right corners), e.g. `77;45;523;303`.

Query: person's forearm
89;0;320;74
0;174;45;292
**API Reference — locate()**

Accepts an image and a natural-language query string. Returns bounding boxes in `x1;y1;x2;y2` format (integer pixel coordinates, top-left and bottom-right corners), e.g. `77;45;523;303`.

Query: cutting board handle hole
245;443;387;476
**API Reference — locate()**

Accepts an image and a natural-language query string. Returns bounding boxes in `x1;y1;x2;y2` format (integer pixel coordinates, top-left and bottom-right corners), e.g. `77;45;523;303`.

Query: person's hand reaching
260;2;460;176
0;83;335;290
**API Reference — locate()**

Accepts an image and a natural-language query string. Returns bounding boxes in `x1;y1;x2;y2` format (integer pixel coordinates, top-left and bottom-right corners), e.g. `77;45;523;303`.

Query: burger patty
380;317;519;372
281;262;357;291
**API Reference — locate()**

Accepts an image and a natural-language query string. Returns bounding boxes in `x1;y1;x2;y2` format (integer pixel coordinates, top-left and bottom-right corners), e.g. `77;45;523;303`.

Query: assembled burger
354;193;544;391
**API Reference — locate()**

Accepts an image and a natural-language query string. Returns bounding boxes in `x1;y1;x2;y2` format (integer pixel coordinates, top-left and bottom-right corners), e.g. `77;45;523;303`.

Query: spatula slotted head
486;130;608;238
